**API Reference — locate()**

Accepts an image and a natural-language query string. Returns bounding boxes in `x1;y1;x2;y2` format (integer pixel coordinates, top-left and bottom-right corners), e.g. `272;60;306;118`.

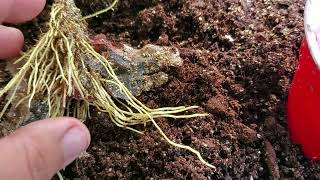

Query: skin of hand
0;1;91;180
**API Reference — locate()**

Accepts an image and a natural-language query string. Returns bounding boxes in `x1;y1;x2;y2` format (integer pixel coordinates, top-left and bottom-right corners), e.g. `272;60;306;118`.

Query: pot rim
305;0;320;68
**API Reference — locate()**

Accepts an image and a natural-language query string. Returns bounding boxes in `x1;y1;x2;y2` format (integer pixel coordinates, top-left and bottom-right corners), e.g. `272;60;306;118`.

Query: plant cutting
0;0;215;172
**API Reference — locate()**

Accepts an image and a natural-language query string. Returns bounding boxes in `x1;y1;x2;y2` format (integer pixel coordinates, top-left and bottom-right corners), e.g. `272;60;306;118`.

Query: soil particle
237;124;259;144
265;141;280;180
205;95;234;118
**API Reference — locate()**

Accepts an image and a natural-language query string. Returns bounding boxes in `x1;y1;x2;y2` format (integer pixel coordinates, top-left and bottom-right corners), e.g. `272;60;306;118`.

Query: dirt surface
3;0;320;179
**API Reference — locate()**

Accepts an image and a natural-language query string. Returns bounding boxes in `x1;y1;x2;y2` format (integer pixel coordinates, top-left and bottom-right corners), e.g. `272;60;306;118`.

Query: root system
0;0;215;169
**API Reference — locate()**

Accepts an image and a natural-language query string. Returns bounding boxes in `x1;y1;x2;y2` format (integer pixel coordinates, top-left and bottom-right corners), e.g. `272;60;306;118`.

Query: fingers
3;0;46;24
0;25;24;59
0;0;13;23
0;117;91;180
0;0;46;59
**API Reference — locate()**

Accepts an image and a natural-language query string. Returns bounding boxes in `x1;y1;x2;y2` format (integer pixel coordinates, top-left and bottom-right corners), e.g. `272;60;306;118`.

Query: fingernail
63;127;89;167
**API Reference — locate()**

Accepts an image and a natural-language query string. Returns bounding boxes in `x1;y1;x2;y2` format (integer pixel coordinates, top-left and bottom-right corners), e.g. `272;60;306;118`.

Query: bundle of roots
0;0;215;169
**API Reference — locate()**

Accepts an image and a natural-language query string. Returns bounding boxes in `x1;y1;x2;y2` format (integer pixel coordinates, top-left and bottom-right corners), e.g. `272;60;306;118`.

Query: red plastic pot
288;0;320;160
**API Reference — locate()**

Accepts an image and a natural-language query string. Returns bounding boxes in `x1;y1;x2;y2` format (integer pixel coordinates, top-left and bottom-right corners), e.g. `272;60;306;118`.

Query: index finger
0;0;14;23
3;0;46;24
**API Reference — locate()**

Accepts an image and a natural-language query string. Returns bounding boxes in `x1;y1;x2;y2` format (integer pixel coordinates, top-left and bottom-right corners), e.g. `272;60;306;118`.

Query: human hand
0;1;91;180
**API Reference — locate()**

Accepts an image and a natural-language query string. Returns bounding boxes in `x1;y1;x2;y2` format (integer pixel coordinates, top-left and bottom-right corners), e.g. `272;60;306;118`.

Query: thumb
0;117;91;180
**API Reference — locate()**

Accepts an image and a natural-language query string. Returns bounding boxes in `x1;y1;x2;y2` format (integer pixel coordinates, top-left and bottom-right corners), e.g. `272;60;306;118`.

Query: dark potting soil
3;0;320;179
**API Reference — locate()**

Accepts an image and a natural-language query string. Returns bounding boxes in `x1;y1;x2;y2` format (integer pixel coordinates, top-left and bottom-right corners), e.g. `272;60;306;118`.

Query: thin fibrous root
81;0;119;20
0;0;215;170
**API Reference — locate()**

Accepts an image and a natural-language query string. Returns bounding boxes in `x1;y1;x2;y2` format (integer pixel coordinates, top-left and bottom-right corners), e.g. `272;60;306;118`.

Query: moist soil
3;0;320;179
